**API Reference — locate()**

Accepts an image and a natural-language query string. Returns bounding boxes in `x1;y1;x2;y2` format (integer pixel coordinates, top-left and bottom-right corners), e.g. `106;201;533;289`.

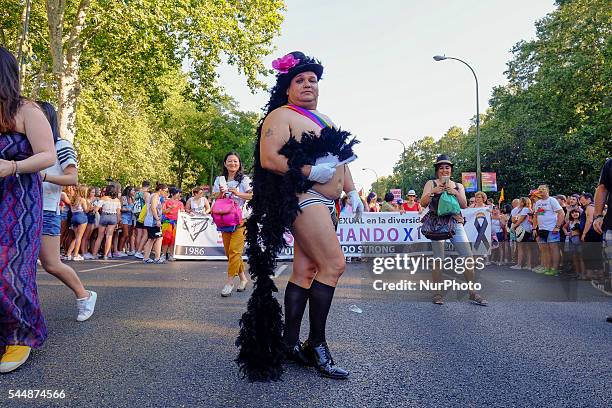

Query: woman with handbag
212;152;252;297
420;154;487;306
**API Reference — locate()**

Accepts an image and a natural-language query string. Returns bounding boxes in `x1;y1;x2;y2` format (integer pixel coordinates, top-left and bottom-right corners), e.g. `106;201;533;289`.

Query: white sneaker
510;264;523;270
115;251;127;258
127;251;135;256
61;255;71;261
167;256;175;262
221;284;234;297
76;291;97;322
83;253;95;260
134;252;144;259
72;255;84;261
236;280;248;292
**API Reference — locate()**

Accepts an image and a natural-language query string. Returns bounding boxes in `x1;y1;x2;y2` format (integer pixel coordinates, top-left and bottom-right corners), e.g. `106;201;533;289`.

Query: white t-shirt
518;207;532;232
510;206;521;220
213;175;252;207
534;197;562;231
42;139;78;214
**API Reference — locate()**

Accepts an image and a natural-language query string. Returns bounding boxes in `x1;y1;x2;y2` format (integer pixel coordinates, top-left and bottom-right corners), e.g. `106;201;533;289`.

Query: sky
216;0;557;193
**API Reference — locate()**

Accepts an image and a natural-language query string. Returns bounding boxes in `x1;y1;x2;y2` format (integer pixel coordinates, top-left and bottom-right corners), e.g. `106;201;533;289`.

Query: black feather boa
235;127;358;382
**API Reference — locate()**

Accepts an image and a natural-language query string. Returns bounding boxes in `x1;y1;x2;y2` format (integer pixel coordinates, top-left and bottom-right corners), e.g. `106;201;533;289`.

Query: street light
433;54;481;191
362;167;379;180
382;137;406;155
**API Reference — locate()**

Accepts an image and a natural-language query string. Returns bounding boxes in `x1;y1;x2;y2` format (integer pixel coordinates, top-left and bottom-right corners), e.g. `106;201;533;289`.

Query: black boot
303;340;349;379
285;341;312;366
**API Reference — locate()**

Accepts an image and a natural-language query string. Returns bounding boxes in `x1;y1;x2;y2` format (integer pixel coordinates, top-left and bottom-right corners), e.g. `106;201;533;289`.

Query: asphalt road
1;258;611;408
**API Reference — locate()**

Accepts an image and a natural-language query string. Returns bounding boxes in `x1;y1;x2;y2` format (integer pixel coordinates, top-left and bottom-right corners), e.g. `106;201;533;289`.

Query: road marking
78;261;141;273
273;264;288;278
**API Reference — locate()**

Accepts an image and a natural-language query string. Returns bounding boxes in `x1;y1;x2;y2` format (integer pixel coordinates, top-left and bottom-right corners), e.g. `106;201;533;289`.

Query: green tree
2;0;284;141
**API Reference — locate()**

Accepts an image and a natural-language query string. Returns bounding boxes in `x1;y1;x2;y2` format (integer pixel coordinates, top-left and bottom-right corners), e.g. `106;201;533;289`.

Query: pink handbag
211;198;243;228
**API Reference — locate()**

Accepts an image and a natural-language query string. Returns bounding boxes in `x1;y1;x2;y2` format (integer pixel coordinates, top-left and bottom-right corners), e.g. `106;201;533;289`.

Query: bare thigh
292;203;345;287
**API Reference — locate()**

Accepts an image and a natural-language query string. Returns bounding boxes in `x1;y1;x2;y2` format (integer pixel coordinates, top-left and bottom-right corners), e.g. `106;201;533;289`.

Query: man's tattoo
265;128;273;138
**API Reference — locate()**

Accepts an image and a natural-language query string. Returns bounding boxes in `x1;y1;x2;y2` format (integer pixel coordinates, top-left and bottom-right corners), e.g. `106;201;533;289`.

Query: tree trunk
46;0;90;142
58;53;80;141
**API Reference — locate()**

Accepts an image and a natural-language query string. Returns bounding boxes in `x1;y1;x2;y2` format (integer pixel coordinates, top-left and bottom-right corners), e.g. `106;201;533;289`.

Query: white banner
173;208;491;260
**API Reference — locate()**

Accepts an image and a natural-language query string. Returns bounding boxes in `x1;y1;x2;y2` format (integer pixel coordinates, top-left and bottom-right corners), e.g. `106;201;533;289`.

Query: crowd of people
350;183;608;282
2;45;610;385
55;182;212;263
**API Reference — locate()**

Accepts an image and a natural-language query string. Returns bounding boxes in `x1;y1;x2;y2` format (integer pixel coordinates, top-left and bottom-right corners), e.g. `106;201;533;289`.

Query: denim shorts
537;230;561;243
87;212;96;224
431;223;473;258
43;211;61;236
71;211;88;226
99;213;118;226
121;213;133;226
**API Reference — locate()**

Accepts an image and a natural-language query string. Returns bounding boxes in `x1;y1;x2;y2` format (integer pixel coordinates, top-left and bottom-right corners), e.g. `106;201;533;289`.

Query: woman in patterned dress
0;47;56;373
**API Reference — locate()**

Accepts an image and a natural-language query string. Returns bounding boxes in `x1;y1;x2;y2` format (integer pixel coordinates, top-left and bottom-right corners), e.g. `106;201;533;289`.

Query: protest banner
174;208;491;260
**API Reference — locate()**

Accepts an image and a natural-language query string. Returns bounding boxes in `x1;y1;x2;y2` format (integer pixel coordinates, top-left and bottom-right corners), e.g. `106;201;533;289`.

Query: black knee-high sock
308;280;336;345
283;281;310;346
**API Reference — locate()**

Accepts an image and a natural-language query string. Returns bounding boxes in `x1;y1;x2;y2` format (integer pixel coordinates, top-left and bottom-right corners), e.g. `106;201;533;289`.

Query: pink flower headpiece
272;53;300;74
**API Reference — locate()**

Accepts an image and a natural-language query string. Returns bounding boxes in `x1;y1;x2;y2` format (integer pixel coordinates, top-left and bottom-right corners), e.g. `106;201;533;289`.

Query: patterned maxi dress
0;132;47;348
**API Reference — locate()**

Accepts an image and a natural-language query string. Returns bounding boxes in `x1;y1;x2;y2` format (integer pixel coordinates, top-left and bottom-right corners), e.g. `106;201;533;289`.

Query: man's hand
307;162;337;184
348;190;364;222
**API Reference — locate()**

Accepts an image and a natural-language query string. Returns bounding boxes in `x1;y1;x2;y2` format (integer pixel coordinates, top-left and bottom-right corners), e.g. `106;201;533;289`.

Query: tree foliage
1;0;282;186
381;0;610;200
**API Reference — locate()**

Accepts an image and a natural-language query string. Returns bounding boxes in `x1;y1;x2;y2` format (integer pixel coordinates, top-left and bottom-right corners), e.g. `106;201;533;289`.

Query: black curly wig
235;52;358;382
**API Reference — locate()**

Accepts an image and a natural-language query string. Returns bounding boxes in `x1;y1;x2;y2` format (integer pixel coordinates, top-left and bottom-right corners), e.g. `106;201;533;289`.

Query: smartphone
218;176;227;189
441;176;450;185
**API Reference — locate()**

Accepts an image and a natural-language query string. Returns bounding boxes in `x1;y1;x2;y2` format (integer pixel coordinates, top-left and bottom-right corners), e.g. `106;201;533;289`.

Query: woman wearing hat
403;190;421;212
420;154;487;306
236;51;362;382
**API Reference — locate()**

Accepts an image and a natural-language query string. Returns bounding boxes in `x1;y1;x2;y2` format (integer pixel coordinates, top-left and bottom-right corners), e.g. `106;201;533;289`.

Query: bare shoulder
263;107;291;128
261;107;291;142
14;100;45;130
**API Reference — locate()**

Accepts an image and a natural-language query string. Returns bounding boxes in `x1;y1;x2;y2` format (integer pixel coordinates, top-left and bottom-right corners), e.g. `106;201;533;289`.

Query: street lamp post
433;55;481;191
382;137;406;155
362;167;379;194
362;167;379;180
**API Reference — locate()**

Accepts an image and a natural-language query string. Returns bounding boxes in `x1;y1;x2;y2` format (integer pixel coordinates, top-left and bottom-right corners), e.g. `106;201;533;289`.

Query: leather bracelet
43;173;47;182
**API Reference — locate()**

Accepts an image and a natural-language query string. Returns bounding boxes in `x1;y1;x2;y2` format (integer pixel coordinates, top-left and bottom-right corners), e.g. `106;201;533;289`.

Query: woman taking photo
420;154;487;306
213;152;252;297
0;47;56;373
